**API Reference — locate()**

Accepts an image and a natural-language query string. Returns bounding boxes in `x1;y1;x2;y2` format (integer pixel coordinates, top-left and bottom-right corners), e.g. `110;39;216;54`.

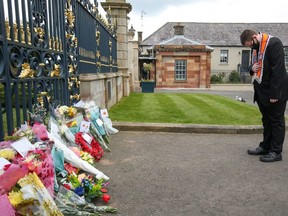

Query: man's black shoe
260;152;282;162
247;147;269;155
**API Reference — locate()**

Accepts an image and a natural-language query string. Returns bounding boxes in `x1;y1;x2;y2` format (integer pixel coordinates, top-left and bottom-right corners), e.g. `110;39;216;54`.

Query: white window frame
220;50;229;64
175;60;187;81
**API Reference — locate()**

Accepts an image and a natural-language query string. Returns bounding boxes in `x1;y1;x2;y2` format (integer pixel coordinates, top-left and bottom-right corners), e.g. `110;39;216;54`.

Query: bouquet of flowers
55;185;117;215
54;105;83;145
8;124;37;143
8;172;63;215
76;100;111;151
0;100;115;215
12;144;55;197
75;132;104;161
61;172;112;203
48;132;109;180
56;105;78;121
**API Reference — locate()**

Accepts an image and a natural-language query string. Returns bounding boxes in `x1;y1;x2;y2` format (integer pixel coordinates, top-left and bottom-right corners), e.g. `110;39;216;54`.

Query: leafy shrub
229;70;241;83
210;72;226;84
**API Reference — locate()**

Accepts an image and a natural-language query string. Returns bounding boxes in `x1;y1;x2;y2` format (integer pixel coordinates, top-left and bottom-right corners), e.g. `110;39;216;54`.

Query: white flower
57;106;69;115
21;185;37;200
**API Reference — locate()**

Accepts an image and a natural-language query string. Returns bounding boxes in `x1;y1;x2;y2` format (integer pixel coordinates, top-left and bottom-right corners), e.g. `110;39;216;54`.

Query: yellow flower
70;121;77;127
88;158;94;164
31;172;45;189
80;151;94;164
0;148;16;160
18;172;44;189
8;190;24;207
67;107;77;117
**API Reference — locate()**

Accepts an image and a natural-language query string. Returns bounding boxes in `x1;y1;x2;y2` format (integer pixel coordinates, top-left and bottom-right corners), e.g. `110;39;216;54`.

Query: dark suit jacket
250;37;288;106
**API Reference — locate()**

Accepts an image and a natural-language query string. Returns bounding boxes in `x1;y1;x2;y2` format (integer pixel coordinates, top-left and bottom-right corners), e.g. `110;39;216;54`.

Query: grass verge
108;93;262;125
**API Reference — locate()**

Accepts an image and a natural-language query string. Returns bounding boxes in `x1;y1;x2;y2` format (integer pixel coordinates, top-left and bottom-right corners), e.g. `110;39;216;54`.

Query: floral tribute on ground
0;100;118;215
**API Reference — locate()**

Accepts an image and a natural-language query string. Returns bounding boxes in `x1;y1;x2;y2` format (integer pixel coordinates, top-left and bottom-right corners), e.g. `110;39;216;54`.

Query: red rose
63;183;71;190
102;194;110;203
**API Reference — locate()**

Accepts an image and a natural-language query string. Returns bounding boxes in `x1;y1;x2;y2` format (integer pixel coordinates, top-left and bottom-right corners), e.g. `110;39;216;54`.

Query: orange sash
252;33;271;84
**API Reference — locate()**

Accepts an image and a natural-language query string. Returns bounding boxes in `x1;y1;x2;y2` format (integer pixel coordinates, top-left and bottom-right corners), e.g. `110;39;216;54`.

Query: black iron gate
0;0;117;140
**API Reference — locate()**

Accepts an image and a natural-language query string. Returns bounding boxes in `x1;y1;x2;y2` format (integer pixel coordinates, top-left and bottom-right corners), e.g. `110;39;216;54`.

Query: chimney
138;31;143;42
173;24;184;36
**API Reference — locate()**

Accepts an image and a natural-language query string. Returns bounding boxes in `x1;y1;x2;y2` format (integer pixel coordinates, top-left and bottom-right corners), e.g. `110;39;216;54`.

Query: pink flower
64;163;79;174
70;147;81;157
27;161;36;171
100;188;108;193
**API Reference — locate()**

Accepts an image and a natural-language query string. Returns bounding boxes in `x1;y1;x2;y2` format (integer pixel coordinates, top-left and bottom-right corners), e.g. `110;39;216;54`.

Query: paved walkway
97;131;288;216
96;85;288;216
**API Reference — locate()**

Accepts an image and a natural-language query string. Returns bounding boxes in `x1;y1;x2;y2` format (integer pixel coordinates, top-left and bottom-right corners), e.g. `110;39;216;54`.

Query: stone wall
79;73;123;109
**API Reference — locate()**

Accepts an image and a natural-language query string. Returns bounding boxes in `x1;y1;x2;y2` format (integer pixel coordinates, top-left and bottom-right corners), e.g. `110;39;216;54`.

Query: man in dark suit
240;29;288;162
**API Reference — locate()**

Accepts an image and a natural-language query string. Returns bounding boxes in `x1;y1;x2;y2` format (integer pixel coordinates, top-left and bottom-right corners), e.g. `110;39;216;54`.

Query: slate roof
159;35;201;45
141;22;288;47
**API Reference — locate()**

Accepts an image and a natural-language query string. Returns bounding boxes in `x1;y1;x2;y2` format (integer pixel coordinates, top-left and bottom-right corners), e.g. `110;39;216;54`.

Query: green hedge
210;72;226;84
229;71;241;83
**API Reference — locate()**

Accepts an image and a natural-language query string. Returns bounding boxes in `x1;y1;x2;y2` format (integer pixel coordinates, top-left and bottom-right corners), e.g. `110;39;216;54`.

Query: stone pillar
101;0;132;96
133;36;140;90
128;26;135;91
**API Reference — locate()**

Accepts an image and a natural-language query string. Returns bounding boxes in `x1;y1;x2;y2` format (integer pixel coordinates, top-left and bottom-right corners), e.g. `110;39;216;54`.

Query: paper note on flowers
11;137;35;157
82;133;92;145
0;157;11;170
101;108;109;118
80;121;90;133
96;118;103;126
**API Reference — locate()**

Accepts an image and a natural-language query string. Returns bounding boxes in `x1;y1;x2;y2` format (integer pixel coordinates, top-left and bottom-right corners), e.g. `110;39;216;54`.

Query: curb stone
112;122;264;134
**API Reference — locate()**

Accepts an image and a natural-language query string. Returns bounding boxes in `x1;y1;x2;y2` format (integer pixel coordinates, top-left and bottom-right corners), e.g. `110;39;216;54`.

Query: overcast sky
99;0;288;40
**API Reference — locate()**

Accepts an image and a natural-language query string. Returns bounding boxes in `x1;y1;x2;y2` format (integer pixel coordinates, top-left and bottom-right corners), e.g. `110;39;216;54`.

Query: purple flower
74;186;85;196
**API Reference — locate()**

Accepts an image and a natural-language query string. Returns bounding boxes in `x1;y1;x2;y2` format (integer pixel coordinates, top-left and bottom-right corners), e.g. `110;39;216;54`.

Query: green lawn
108;92;262;125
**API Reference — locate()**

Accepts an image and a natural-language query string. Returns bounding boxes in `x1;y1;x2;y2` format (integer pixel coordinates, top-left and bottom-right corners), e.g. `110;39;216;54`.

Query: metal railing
0;0;117;140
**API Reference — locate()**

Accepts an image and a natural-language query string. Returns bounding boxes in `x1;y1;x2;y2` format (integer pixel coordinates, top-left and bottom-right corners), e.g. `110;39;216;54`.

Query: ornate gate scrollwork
0;0;117;140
